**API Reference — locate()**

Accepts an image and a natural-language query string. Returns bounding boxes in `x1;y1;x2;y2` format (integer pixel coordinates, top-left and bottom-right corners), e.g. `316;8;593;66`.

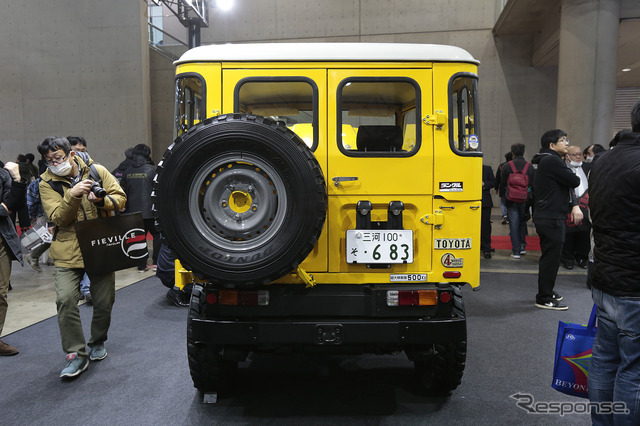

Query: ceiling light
215;0;234;11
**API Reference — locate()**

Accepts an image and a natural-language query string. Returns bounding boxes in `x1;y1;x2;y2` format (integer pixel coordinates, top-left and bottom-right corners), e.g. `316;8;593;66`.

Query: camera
90;181;107;198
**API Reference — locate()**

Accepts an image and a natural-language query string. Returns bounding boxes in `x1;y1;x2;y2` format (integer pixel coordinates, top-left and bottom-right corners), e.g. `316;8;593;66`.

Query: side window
235;78;318;150
449;74;480;153
174;74;205;139
338;78;420;156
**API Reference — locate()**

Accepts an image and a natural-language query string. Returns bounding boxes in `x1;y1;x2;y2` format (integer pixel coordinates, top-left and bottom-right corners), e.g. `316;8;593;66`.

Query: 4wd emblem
439;181;463;192
441;253;463;268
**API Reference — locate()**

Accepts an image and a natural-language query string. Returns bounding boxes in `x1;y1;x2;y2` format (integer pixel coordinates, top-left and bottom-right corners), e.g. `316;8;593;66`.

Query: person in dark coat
530;130;582;310
120;144;160;271
587;99;640;425
494;152;512;225
481;164;495;258
500;143;535;259
0;161;28;356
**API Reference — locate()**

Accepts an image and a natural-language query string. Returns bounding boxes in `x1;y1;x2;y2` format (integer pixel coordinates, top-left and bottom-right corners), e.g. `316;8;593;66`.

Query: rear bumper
190;316;466;346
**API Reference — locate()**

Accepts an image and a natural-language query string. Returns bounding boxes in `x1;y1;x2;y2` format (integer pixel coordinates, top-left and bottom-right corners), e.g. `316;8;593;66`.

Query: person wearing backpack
500;143;535;260
531;130;582;311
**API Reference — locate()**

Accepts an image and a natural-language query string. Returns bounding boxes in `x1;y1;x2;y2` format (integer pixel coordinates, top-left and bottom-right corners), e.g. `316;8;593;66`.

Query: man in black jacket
481;164;495;258
531;130;582;310
587;100;640;425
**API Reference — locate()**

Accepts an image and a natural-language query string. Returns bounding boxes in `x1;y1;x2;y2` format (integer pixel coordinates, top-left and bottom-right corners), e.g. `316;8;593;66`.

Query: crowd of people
480;102;640;423
0;137;189;379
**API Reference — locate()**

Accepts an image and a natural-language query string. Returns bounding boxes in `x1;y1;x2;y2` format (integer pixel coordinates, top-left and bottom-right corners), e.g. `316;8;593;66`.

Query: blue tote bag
551;304;597;398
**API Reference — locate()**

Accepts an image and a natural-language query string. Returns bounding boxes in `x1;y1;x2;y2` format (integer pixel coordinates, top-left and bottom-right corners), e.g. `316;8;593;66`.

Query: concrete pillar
556;0;621;146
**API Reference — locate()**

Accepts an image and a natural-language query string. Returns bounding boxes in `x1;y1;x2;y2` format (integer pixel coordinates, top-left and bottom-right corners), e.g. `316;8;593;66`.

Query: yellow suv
153;43;482;398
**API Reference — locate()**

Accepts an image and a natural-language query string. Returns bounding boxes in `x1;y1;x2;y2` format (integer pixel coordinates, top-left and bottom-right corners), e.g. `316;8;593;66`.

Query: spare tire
153;114;326;286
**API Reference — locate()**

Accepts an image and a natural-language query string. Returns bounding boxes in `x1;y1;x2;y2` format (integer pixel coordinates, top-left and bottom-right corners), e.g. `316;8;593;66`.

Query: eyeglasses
45;154;68;166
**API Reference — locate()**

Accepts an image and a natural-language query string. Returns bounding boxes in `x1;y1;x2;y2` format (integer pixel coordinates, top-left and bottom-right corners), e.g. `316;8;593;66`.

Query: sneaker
501;215;508;225
535;300;568;311
89;344;107;361
0;339;19;356
552;291;563;301
60;353;89;378
26;255;42;272
511;253;520;259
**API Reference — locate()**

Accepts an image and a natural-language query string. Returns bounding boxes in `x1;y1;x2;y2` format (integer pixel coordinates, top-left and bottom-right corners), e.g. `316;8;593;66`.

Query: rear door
327;68;434;275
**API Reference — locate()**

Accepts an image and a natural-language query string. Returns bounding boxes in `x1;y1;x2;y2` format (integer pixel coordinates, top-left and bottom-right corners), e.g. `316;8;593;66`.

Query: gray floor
0;260;594;425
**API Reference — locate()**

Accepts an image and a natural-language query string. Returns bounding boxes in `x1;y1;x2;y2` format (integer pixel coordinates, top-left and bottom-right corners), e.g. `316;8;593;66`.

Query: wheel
411;340;467;395
187;285;237;393
153;114;327;285
406;286;467;395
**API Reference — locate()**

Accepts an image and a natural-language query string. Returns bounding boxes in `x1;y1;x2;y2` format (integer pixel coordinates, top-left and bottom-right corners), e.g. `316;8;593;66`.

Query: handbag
551;304;597;398
74;196;148;275
565;191;590;232
20;224;52;252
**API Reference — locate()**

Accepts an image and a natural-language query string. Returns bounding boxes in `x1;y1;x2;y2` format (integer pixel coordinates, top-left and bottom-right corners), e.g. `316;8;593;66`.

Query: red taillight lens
387;290;438;306
218;290;269;306
443;271;461;279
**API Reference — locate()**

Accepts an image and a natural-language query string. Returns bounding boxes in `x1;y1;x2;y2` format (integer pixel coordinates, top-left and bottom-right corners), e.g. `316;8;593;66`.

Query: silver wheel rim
188;153;288;252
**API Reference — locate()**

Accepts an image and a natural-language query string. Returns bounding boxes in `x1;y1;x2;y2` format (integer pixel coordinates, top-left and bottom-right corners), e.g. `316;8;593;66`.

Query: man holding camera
37;137;126;378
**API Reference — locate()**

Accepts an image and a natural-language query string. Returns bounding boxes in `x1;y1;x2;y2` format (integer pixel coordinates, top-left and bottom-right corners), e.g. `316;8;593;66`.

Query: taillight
217;289;269;306
387;289;452;306
387;290;438;306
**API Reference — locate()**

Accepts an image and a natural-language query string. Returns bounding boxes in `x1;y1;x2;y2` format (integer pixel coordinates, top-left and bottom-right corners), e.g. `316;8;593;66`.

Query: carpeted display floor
1;273;593;424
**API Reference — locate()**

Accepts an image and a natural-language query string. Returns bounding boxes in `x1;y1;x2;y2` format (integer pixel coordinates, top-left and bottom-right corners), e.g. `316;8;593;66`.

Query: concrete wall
153;0;559;169
0;0;150;170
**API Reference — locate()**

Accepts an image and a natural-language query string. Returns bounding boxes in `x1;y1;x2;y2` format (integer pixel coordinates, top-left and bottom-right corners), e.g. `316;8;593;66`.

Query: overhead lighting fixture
215;0;234;11
622;68;632;72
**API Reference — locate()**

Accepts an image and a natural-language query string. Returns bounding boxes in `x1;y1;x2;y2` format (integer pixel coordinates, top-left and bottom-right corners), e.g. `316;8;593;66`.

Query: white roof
175;42;479;65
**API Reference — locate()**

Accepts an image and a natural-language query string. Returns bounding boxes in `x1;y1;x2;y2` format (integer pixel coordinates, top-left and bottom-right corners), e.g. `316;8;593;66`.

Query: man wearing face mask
37;137;126;379
561;146;590;270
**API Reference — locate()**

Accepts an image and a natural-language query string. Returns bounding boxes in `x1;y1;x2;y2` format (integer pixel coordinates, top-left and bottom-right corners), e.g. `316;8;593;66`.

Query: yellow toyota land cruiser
153;42;482;398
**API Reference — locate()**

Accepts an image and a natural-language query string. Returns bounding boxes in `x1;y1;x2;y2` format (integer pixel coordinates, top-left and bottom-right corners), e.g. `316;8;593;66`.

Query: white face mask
585;156;594;163
48;159;72;176
570;160;583;167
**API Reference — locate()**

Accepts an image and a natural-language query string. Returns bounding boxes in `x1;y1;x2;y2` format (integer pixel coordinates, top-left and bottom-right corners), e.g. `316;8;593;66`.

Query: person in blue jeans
500;143;534;259
587;99;640;425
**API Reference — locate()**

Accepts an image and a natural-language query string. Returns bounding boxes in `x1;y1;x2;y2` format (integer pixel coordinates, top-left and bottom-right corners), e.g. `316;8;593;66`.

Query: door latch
332;176;358;187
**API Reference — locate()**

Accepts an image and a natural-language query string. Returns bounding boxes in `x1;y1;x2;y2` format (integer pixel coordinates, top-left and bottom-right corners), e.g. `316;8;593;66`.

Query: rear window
337;78;420;157
174;74;205;139
235;78;318;150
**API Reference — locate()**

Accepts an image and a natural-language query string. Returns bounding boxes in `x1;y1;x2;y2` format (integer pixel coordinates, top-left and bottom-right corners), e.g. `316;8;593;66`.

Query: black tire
412;340;467;395
187;285;237;393
406;287;467;395
153;114;327;285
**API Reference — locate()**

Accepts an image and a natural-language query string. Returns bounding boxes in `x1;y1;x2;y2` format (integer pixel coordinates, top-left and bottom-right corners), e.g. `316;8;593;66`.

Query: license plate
346;230;413;264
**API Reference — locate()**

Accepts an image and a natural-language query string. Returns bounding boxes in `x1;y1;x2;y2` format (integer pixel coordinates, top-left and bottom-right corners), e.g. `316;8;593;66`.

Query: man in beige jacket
38;137;126;378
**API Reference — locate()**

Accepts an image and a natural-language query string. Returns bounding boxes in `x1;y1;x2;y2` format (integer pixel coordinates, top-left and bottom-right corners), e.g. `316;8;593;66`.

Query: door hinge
420;210;444;229
423;111;446;129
